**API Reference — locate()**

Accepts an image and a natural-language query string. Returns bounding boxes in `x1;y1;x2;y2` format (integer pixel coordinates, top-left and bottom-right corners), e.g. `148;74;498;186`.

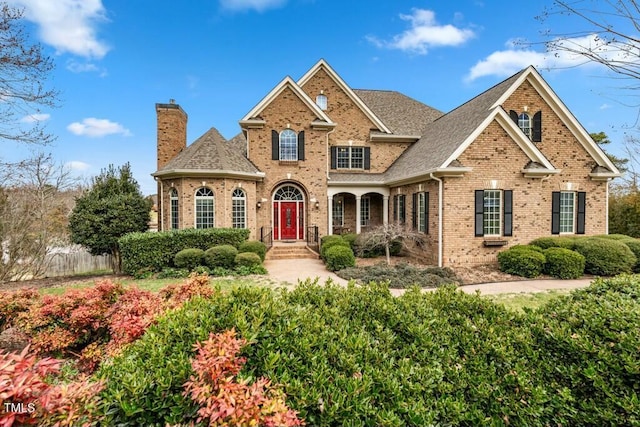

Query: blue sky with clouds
1;0;637;195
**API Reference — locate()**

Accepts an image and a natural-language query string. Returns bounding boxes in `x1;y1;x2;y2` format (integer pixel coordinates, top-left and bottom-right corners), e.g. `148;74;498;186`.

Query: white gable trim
491;66;620;175
240;76;334;124
441;108;557;171
297;59;392;134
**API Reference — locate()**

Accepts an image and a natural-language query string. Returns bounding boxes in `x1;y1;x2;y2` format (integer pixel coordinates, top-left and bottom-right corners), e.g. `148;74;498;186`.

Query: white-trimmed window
360;196;370;227
394;194;406;224
279;129;298;161
483;190;501;236
337;146;364;169
170;188;179;230
518;113;531;139
316;93;327;110
195;187;214;229
418;192;427;232
232;188;246;229
332;196;344;227
559;191;575;233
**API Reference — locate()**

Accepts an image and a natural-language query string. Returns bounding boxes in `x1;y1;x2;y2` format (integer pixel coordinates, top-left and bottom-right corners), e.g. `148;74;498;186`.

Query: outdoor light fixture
256;201;262;208
315;201;320;209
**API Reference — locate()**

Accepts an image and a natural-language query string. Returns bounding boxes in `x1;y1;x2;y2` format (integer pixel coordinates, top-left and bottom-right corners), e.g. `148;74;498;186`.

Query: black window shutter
532;111;542;142
475;190;484;237
551;191;561;234
424;192;429;235
400;195;406;224
330;147;337;169
271;130;279;160
393;195;398;221
412;193;418;229
577;192;586;234
503;190;513;237
297;131;305;160
364;147;371;170
509;110;518;124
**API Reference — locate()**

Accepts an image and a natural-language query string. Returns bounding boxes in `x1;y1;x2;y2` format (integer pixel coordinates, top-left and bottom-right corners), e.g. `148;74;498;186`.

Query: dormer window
510;109;542;142
316;93;327;110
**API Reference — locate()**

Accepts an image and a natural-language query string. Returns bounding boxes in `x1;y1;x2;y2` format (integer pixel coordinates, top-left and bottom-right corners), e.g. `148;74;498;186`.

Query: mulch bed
0;273;129;292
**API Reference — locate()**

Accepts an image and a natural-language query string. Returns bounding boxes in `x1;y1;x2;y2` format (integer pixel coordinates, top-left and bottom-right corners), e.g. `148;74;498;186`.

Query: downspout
605;179;610;234
429;173;443;268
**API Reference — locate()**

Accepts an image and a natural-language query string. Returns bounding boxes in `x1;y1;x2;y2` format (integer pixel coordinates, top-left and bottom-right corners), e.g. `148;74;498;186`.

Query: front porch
328;188;389;236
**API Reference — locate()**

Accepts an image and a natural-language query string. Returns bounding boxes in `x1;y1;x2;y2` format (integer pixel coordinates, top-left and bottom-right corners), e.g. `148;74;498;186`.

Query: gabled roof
298;59;392;134
240;76;334;126
153;128;263;179
354;89;443;136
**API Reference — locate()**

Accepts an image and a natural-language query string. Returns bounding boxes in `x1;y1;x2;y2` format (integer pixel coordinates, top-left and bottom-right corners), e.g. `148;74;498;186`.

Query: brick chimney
156;100;187;170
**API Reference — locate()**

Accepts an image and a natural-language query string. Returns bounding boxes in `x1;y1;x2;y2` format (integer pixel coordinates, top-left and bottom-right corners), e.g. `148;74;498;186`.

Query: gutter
429;173;443;268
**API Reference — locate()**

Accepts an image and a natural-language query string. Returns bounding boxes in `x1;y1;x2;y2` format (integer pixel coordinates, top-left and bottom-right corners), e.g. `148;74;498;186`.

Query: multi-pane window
394;194;406;224
279;129;298;161
337;146;364;169
316;94;327;110
360;196;370;227
559;191;575;233
518;113;531;139
483;190;501;236
195;187;214;229
170;188;179;230
232;188;246;229
332;196;344;227
418;193;427;232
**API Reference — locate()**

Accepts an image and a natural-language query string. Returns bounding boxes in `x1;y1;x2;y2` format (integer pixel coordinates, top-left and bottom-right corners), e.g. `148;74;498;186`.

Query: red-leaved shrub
183;329;304;427
0;288;39;329
159;273;215;308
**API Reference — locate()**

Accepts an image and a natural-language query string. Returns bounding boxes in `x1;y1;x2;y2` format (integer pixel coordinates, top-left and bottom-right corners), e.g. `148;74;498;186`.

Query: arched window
232;188;246;229
316;93;327;110
195;187;214;229
279;129;298;161
518;113;531;138
273;185;304;200
170;188;179;230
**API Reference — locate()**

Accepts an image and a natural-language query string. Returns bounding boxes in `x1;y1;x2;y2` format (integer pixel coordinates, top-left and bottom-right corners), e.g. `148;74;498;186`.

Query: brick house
152;59;619;266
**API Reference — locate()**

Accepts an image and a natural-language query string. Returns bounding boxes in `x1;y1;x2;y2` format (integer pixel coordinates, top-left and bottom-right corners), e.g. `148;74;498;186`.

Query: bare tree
0;153;80;281
0;3;58;145
355;223;426;266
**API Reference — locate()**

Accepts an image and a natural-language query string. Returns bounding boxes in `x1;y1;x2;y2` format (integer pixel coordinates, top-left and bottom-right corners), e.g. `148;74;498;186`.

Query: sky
2;0;638;195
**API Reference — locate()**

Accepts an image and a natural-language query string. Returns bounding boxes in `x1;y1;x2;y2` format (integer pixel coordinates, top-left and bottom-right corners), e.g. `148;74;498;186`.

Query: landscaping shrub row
98;276;640;426
170;242;267;277
319;235;355;271
118;228;250;274
499;235;640;278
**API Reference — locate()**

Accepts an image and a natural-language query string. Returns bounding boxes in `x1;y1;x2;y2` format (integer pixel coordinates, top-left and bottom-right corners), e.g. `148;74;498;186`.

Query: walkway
264;257;594;294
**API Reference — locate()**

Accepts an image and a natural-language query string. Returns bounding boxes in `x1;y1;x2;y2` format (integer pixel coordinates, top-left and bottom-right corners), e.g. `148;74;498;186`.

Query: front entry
273;184;305;240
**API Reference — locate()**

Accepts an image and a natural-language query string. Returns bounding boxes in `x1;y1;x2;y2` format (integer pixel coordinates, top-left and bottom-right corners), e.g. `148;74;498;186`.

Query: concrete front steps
265;242;320;260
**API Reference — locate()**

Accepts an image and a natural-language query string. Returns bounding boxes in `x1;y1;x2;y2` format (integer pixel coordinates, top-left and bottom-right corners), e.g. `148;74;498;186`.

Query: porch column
383;195;389;226
356;196;361;234
327;195;333;235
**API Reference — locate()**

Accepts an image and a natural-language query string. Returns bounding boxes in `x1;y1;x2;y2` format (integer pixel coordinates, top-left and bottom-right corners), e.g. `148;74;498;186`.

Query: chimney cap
169;98;175;104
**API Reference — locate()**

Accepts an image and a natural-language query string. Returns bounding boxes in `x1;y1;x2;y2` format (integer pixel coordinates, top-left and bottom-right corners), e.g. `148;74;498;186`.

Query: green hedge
543;247;585;279
173;248;204;270
529;236;577;250
203;245;238;269
234;252;262;268
98;278;640;426
238;240;267;262
572;237;636;276
119;228;249;274
320;235;350;259
497;246;546;278
324;245;355;271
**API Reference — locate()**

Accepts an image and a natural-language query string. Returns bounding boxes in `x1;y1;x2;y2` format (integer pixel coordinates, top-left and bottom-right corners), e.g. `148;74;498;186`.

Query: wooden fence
44;250;113;277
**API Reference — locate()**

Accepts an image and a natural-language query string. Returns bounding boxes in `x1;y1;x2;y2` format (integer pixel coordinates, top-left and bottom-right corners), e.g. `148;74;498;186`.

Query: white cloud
600;103;612;110
6;0;109;58
220;0;286;12
67;118;131;138
66;60;108;77
466;34;637;81
20;113;50;123
65;160;90;171
368;9;475;54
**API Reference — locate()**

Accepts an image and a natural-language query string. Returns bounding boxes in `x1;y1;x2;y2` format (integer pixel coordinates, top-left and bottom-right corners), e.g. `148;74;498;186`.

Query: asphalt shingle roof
159;127;259;174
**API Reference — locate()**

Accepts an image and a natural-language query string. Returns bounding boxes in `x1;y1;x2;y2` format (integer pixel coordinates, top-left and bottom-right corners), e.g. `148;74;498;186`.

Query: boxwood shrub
497;246;546;278
572;237;636;276
543;247;585;279
238;240;267;261
173;248;204;270
320;235;350;259
203;245;238;269
529;236;577;250
234;252;262;268
324;245;355;271
119;228;249;274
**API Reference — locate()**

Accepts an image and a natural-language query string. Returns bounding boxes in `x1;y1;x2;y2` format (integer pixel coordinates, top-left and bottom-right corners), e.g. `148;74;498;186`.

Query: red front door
279;202;297;239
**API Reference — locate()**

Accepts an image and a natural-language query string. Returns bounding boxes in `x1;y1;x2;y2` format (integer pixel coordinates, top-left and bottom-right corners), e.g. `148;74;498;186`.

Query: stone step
265;246;319;260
